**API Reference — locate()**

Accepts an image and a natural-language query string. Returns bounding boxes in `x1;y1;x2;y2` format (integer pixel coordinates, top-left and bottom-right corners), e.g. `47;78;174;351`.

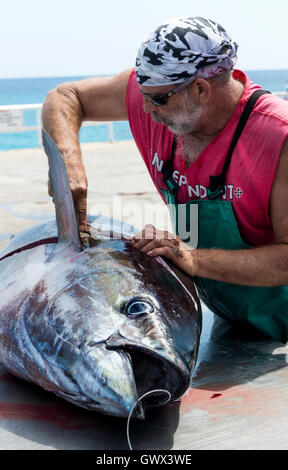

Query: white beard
151;96;218;166
150;96;206;165
151;97;203;136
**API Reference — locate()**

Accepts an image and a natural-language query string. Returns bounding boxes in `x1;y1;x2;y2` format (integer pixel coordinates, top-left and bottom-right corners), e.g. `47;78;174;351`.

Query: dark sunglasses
139;76;195;107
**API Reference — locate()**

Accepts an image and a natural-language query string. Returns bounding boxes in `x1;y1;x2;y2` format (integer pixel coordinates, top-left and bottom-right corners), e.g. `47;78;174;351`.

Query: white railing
0;103;115;148
0;92;287;149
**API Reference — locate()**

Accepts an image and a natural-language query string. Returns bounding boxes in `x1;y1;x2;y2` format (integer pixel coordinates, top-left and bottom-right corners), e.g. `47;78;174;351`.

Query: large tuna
0;131;201;418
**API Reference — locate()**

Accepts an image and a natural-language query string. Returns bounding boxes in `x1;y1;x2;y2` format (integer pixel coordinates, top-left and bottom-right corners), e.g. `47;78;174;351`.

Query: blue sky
1;0;288;78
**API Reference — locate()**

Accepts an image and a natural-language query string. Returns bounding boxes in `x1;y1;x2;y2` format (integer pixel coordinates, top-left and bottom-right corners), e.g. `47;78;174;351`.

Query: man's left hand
131;224;197;277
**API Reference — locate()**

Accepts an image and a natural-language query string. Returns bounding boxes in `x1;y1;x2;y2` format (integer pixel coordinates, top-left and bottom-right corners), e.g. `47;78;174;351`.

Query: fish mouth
105;334;189;408
127;349;185;406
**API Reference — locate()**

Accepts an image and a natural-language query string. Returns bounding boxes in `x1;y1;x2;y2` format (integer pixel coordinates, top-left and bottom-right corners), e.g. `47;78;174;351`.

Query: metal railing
0;103;115;147
0;91;287;148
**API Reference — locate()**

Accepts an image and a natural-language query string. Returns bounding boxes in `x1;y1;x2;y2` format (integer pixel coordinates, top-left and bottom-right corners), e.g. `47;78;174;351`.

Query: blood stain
0;401;95;430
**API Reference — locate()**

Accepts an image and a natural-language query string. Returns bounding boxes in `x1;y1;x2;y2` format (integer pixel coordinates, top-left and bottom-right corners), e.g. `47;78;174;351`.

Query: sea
0;69;287;151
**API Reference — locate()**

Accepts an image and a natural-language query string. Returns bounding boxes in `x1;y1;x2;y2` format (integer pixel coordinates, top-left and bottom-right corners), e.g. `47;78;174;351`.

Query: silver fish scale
0;214;201;417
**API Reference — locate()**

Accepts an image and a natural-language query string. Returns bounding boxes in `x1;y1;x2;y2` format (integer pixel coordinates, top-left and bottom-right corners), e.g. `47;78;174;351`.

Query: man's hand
65;160;88;232
131;224;198;277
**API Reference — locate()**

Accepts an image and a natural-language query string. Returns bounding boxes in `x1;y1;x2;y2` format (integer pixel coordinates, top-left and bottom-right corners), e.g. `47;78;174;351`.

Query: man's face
139;83;203;135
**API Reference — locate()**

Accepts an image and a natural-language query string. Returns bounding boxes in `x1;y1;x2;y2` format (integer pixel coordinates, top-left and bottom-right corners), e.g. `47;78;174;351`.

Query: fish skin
0;130;201;418
0;218;201;417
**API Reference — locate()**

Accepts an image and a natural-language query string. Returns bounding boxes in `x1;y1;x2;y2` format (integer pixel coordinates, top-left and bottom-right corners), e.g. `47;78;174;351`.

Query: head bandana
136;17;238;87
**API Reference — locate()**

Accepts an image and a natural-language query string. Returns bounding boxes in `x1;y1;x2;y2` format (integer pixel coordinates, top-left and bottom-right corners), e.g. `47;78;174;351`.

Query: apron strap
208;89;270;200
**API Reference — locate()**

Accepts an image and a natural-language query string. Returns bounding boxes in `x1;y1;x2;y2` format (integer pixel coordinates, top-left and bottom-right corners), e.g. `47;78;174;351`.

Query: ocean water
0;70;287;151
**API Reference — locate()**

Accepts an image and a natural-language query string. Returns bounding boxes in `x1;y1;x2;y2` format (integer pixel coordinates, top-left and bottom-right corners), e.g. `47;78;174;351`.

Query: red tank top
126;69;288;246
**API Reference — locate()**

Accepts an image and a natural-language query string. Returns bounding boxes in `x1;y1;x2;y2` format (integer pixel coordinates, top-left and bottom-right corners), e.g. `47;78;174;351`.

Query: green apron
161;90;288;343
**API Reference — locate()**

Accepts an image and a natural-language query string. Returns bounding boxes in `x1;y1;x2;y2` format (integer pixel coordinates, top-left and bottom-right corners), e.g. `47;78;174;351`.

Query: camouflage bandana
136;17;238;86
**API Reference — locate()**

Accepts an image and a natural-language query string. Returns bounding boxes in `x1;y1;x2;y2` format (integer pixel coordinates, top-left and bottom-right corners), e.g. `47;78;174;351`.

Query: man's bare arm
42;69;133;230
132;138;288;287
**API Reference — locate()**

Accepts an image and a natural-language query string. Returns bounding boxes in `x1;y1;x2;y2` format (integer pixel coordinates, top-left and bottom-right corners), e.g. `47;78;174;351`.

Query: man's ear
190;78;211;105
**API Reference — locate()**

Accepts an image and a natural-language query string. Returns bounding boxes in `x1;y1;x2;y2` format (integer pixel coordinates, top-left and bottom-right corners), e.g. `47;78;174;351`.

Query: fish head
102;237;201;406
34;233;201;416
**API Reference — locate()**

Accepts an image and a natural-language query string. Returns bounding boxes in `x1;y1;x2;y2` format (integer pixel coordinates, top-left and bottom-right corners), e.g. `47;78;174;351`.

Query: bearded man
42;17;288;342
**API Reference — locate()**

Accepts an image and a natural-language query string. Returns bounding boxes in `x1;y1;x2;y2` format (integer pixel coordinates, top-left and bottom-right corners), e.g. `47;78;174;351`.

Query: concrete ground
0;141;288;450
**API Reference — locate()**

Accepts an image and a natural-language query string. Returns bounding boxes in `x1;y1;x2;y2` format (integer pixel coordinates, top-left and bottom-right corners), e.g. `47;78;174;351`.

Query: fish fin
42;129;82;251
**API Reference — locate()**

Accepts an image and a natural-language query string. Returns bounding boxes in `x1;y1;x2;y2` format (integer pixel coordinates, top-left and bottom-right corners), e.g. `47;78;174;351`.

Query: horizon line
1;68;288;80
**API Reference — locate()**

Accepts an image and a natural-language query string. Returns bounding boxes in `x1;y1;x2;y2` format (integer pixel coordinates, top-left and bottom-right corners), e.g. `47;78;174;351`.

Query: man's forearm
42;85;83;160
42;85;88;230
132;226;288;287
195;243;288;287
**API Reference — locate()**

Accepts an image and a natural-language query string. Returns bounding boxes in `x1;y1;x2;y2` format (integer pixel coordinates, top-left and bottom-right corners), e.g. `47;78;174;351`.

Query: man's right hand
65;159;88;232
42;69;132;231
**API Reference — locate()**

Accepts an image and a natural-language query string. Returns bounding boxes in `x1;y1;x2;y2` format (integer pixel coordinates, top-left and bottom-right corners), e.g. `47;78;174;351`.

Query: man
42;17;288;342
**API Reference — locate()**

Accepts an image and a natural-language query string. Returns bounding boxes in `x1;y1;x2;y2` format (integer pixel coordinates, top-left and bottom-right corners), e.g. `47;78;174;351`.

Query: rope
126;389;171;451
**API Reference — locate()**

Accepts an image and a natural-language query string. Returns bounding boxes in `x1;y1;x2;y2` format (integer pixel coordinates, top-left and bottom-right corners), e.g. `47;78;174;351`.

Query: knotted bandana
136;17;238;86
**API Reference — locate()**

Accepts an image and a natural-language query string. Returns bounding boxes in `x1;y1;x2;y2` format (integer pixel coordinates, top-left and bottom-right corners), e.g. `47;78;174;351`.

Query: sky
1;0;288;78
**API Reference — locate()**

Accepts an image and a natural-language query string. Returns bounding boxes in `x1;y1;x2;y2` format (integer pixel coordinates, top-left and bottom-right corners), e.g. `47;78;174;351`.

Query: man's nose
143;97;159;113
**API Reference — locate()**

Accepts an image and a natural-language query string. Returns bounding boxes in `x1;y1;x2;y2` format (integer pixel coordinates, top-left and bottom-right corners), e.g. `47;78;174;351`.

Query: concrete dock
0;141;288;450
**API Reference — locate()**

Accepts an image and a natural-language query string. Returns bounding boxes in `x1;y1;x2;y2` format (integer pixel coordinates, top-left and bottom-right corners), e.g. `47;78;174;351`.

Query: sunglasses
139;76;195;107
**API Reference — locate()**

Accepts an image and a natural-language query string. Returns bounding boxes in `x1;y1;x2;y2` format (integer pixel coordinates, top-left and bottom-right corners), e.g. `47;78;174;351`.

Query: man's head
135;17;238;135
136;16;238;88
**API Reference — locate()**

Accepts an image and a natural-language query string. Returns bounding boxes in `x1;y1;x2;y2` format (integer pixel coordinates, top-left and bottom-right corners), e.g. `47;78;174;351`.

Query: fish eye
123;298;154;317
